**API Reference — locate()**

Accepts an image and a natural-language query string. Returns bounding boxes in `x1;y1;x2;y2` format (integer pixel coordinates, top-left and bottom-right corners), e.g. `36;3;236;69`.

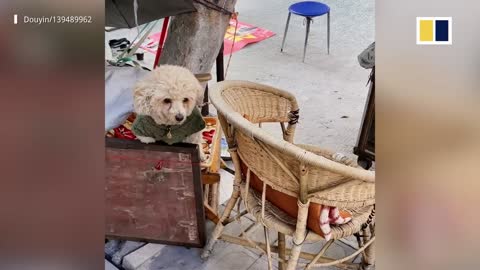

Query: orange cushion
240;162;351;237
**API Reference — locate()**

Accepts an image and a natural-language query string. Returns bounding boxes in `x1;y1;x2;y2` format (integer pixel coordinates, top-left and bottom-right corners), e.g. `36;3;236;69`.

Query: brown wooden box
105;138;206;247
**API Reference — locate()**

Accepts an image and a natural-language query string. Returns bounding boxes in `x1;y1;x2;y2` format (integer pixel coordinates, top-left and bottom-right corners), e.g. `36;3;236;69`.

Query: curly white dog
132;65;206;160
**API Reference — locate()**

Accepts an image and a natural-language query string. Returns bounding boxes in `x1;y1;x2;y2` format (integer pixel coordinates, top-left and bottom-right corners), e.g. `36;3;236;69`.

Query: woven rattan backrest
219;80;299;143
211;81;375;206
236;129;300;196
220;82;298;124
235;129;372;202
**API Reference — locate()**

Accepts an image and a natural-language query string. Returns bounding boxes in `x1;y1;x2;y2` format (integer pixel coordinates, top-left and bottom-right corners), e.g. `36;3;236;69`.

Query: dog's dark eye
183;98;189;103
163;98;172;104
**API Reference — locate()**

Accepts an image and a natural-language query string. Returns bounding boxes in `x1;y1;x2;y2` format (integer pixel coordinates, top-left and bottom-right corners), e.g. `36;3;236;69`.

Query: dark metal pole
281;13;291;52
303;18;311;62
202;84;209;116
153;17;170;69
202;43;225;116
216;42;225;82
327;12;330;55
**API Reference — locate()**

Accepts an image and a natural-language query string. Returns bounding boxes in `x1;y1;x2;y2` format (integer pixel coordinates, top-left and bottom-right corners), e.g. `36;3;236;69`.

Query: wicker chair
201;81;375;270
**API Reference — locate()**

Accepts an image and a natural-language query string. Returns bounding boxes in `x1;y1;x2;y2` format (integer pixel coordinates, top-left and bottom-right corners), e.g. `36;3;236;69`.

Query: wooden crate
201;117;222;219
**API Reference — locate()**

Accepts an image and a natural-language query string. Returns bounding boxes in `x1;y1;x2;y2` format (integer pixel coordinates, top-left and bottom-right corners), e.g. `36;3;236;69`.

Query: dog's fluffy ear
133;82;154;115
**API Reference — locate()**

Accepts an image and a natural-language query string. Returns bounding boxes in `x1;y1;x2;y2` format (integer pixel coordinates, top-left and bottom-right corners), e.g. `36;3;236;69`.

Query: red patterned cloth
106;113;137;140
106;113;218;165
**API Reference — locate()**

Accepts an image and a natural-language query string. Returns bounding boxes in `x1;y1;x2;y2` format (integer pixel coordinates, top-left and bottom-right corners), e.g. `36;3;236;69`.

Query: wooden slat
194;73;212;82
204;203;220;224
202;172;220;185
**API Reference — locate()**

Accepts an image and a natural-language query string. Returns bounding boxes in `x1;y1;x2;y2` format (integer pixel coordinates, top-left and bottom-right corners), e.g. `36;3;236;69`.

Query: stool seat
289;1;330;17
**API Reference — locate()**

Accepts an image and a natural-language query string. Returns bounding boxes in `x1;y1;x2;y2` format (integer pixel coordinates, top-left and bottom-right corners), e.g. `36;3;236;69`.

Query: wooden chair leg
278;232;286;270
204;204;220;224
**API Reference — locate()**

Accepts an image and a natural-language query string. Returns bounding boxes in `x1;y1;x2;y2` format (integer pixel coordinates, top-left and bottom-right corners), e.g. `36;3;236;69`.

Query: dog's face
149;87;198;125
134;65;204;126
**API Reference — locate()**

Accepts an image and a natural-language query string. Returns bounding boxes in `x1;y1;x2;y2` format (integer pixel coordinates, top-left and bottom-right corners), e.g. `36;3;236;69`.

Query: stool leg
327;12;330;54
303;18;311;62
280;12;291;52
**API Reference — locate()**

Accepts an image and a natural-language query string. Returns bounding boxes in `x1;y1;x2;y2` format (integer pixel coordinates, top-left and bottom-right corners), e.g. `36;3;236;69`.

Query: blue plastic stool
280;1;330;62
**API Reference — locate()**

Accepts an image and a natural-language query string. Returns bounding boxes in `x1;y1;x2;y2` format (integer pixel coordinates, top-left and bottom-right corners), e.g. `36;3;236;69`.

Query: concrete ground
105;0;374;269
106;206;364;270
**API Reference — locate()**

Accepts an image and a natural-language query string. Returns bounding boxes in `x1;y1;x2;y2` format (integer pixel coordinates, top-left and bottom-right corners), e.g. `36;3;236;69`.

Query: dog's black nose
175;114;184;122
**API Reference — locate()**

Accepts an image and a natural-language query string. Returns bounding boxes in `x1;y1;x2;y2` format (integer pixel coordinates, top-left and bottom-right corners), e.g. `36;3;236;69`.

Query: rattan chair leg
309;237;375;268
278;232;287;270
201;191;240;259
286;239;304;270
219;234;359;269
264;226;274;270
286;200;310;270
240;223;267;255
361;225;375;269
202;144;245;259
305;239;334;269
361;242;375;270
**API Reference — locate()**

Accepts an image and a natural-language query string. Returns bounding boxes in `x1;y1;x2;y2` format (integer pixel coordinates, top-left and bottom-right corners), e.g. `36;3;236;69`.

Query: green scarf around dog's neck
132;108;205;145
